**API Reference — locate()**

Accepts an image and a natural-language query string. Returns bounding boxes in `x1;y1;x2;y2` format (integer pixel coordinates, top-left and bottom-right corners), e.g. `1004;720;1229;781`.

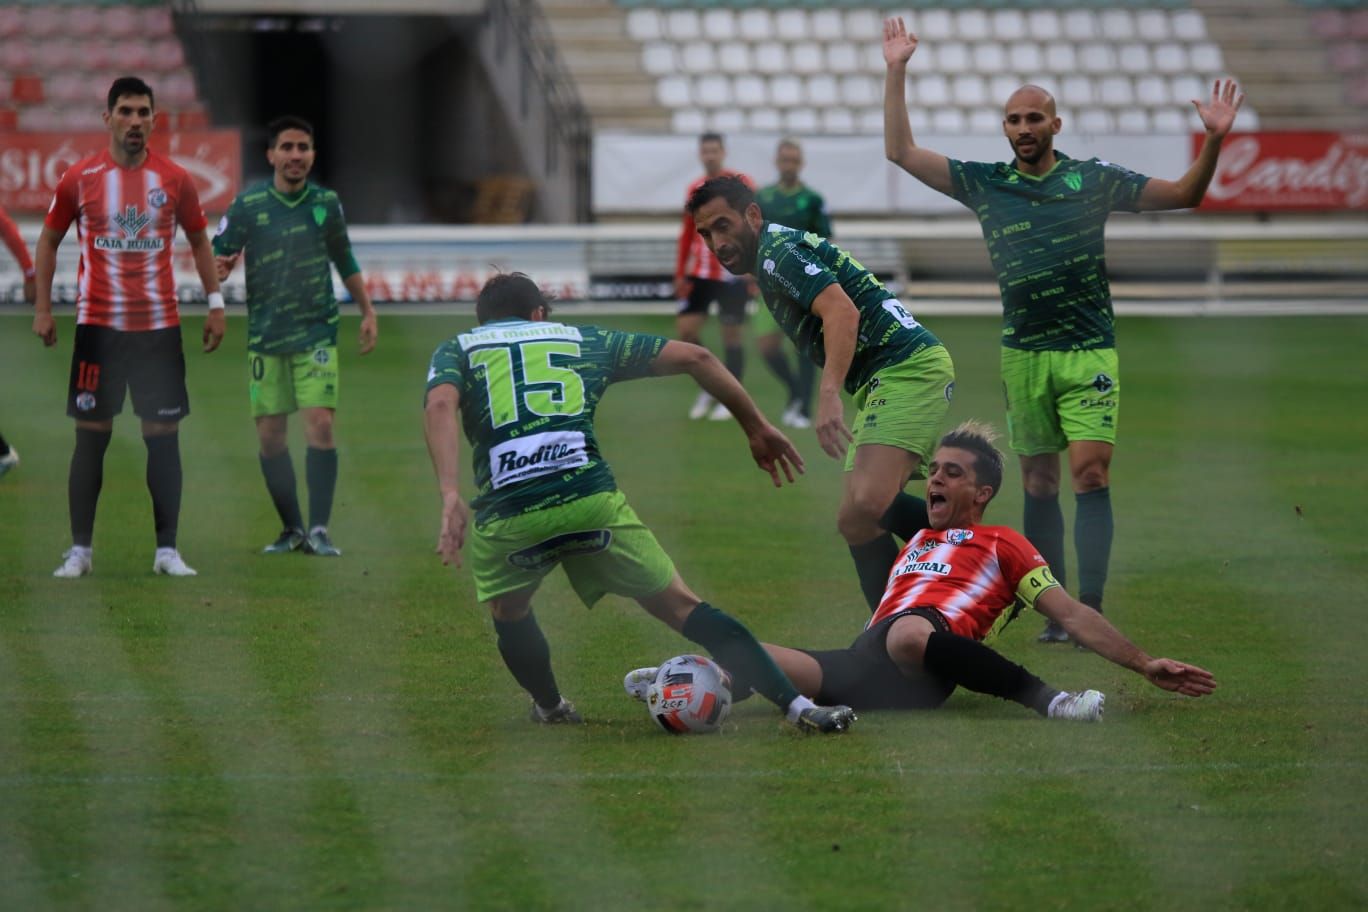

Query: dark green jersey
756;182;833;239
212;180;362;355
425;319;667;522
948;153;1150;351
753;223;941;394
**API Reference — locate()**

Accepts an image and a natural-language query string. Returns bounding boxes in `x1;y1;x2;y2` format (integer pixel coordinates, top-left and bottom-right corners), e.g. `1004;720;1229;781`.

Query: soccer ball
646;654;733;735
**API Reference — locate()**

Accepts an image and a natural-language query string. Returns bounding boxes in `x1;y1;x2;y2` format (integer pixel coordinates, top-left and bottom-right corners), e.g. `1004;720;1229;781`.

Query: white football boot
53;547;93;578
623;666;659;702
153;548;198;577
1047;690;1105;722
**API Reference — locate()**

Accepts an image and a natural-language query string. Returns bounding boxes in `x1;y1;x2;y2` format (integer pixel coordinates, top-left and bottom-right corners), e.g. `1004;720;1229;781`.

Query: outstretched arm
1138;79;1245;211
185;227;225;353
1035;588;1217;697
651;340;804;487
882;17;953;196
423;384;469;567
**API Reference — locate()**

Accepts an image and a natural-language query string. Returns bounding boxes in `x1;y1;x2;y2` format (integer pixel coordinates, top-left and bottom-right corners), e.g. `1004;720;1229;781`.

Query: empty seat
1151;108;1187;133
701;10;736;43
1115;110;1152;135
1062;10;1097;42
734;74;767;107
70;5;102;38
822;107;855;134
915;9;954;43
1135;10;1170;42
1046;44;1078;75
1171;10;1208;42
907;108;931;133
754;42;788;75
626;9;662;42
1153;44;1188;74
1060;74;1095;107
955;9;990;42
845;9;881;43
672;109;706;135
968;107;1002;134
937;42;971;74
737;9;772;43
770;75;804;108
1118;44;1152;75
665;10;700;42
1079;45;1117;75
1027;10;1060;43
775;10;808;42
1329;42;1365;75
1099;11;1135;41
989;75;1020;104
695;75;731;108
680;42;716;74
791;41;824;74
1170;75;1205;105
717;42;751;75
841;74;879;107
974;43;1008;74
1240;107;1260;129
749;107;783;132
915;74;950;107
711;108;744;133
0;6;19;40
1010;44;1044;74
992;10;1026;39
642;43;676;76
1310;11;1345;41
807;74;840;107
785;108;819;133
1135;75;1170;107
952;74;988;107
826;42;860;74
1189;43;1224;73
657;75;691;108
25;5;62;39
140;6;175;38
931;108;967;134
1076;109;1115;135
811;9;844;41
1;41;34;72
1098;76;1134;107
857;107;884;135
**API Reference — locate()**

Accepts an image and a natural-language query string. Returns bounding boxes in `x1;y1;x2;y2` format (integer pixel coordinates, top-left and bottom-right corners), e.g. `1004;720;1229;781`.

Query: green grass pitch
1;312;1365;910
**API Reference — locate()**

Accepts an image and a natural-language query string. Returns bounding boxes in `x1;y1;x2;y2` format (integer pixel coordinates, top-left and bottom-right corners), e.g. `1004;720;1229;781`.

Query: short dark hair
686;174;754;217
938;420;1004;502
107;76;154;111
266;115;315;148
699;132;724;147
476;272;553;325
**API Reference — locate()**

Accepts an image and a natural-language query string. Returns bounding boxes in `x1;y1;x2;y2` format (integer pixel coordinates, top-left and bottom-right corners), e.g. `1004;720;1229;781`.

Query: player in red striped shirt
32;76;226;578
675;133;755;420
0;202;36;477
644;421;1216;721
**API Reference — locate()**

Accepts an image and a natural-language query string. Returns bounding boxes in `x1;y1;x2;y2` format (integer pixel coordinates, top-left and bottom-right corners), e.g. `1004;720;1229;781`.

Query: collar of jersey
267;183;313;207
1011;151;1071;182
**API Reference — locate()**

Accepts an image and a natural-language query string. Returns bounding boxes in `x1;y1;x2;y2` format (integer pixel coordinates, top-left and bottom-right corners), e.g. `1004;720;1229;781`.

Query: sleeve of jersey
211;197;247;256
606;329;668;381
1001;530;1062;610
0;206;33;274
1100;160;1152;213
175;172;208;233
770;239;837;309
947;159;981;207
43;168;80;233
424;341;464;400
324;196;362;279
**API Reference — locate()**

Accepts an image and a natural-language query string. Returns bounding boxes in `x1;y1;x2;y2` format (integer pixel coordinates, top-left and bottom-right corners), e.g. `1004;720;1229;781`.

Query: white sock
785;694;817;724
69;545;92;558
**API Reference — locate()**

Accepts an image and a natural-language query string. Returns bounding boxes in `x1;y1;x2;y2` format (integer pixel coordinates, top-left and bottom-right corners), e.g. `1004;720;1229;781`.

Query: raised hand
1192;79;1244;138
883;16;919;68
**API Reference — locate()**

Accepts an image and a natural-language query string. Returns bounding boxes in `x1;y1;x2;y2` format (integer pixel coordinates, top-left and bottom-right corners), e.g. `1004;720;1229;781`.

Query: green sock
259;449;303;531
1023;492;1067;590
306;446;338;530
681;602;799;710
1075;488;1113;604
879;492;929;540
849;534;900;612
494;612;561;710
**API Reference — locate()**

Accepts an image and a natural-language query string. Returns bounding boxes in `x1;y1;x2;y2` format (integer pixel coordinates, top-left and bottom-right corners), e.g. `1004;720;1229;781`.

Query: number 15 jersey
426;319;667;522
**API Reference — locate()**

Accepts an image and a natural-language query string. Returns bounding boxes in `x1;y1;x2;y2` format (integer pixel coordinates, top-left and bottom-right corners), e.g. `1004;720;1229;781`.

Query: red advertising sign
1198;131;1368;210
0;129;241;214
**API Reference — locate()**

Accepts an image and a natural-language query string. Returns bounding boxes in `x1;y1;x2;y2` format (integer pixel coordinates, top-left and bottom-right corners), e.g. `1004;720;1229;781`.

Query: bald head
1005;85;1057;117
1002;84;1061;171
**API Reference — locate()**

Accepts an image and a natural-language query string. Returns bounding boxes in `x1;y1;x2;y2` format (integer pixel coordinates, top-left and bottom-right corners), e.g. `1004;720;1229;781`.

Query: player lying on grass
628;421;1216;721
423;272;856;733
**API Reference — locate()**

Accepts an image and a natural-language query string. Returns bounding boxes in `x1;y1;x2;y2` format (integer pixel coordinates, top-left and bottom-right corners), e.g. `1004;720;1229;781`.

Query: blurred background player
754;138;831;429
423;273;854;733
32;76;226;578
1;201;37;478
689;175;954;613
214;115;378;557
675;133;754;421
882;17;1245;642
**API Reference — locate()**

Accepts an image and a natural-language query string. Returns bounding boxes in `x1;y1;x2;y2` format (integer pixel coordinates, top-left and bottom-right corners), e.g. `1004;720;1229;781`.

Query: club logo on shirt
312;205;327;226
147;188;168;209
946;529;974;545
763;259;776;275
1063;172;1083;192
803;262;821;276
96;205;164;251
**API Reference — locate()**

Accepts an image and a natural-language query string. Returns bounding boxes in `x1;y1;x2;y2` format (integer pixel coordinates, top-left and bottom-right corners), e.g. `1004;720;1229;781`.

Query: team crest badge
946;529;974;545
312;205;327;226
1063;172;1083;192
75;392;97;411
1092;373;1114;393
147;188;168;208
313;349;331;365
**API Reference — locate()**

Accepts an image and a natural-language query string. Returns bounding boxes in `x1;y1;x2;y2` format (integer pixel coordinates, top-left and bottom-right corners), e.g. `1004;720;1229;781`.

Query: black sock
723;345;745;381
795;355;816;414
879;492;929;540
0;431;10;456
1023;492;1067;590
306;446;338;530
922;632;1058;716
69;427;112;547
849;533;900;612
144;433;183;549
260;449;304;531
681;602;799;710
1075;488;1112;607
494;612;561;710
760;346;796;395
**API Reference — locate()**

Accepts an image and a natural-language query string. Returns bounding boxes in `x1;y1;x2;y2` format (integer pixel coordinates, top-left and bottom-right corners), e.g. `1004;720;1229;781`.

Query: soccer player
423;272;855;734
213;115;377;557
675;133;754;421
754;138;831;429
882;17;1245;641
688;175;955;613
32;76;226;578
1;201;37;478
626;422;1217;720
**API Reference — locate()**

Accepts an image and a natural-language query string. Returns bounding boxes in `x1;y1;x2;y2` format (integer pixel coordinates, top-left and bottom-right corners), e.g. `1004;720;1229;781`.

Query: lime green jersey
213;180;362;355
425;319;667;522
753;223;942;394
948;153;1151;351
756;182;833;239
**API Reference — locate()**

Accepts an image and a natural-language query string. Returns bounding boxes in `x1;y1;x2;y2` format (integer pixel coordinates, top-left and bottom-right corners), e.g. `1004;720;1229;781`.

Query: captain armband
1015;564;1061;611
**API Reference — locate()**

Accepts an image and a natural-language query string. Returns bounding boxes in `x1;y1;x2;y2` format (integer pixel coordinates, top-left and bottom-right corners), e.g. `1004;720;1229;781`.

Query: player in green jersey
882;17;1244;641
688;175;956;614
214;116;378;558
754;138;831;430
422;272;855;733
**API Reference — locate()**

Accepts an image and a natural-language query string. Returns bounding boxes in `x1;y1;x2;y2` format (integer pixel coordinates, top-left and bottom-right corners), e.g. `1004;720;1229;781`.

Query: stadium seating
615;4;1251;134
0;2;205;134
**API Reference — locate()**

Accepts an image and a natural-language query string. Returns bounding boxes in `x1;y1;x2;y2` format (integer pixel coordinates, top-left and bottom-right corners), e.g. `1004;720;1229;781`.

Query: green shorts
1001;347;1119;456
846;344;955;475
468;490;676;605
249;346;339;418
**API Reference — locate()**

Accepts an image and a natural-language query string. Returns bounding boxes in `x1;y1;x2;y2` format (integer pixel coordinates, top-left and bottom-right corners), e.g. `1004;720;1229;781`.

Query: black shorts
800;608;957;710
677;277;749;325
67;324;190;422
